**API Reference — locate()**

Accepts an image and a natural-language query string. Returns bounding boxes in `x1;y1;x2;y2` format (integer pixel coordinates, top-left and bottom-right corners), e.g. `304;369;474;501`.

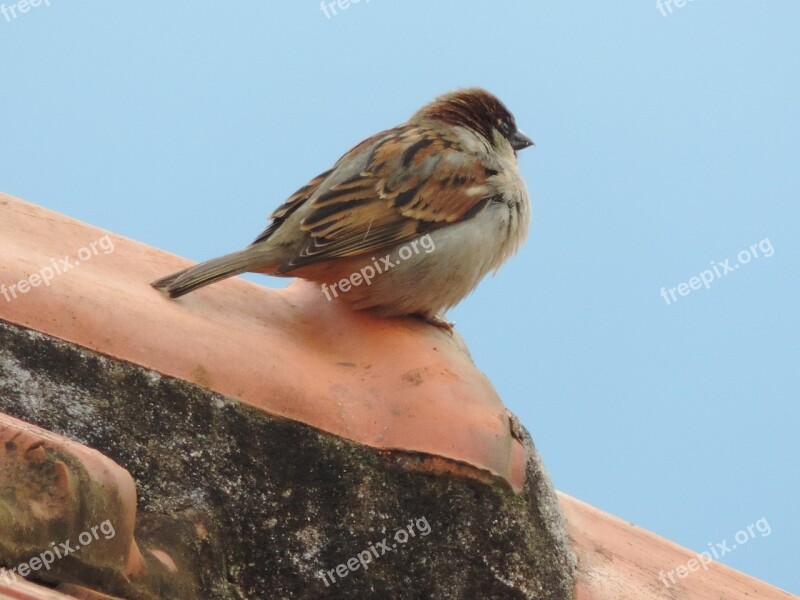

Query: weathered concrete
0;321;575;599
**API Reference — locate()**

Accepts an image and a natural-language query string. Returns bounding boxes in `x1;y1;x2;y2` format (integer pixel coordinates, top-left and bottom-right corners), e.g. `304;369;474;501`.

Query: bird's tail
151;248;274;298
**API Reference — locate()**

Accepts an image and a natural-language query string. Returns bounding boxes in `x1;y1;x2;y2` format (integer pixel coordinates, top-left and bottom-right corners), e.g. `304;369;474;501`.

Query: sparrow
151;88;533;329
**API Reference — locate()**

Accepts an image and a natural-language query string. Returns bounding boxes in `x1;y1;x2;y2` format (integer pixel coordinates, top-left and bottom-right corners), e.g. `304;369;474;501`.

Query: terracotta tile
0;413;143;579
0;193;790;597
0;578;79;600
560;493;796;599
0;193;526;491
54;586;122;600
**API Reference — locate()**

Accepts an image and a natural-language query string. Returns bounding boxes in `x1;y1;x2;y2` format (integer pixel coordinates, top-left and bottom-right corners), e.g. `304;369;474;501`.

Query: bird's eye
497;120;516;138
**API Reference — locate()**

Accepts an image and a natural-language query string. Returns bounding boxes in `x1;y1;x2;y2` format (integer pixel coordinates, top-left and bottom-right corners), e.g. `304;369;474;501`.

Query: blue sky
2;1;798;593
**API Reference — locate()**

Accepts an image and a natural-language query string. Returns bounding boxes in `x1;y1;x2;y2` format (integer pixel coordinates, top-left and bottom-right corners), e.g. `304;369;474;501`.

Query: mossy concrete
0;321;575;599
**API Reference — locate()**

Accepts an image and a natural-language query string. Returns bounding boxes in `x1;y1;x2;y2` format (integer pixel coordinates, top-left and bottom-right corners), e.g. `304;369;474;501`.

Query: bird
151;88;533;329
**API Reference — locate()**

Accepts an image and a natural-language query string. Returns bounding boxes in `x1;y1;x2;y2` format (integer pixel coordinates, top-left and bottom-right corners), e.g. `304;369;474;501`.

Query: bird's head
413;88;534;154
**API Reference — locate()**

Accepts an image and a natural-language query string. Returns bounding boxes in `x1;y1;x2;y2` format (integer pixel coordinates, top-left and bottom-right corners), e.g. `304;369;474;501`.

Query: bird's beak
510;130;534;151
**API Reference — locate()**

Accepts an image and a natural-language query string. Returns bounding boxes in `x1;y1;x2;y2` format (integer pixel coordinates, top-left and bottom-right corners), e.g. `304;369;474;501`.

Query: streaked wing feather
251;167;334;245
281;126;494;270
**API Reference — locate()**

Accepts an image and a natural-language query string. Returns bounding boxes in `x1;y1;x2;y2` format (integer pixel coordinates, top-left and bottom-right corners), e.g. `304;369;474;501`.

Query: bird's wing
273;125;497;272
251;167;335;245
251;129;395;246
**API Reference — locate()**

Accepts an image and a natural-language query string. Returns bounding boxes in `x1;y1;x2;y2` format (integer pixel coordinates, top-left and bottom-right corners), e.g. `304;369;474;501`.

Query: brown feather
151;87;531;311
275;125;497;271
